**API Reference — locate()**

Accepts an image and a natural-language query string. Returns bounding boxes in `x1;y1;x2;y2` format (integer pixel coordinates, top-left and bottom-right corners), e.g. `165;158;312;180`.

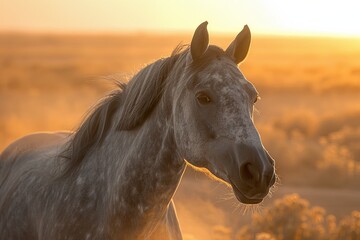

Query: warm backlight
0;0;359;37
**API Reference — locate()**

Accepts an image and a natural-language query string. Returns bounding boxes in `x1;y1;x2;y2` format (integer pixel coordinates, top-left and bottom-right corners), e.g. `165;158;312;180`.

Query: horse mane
60;87;124;175
60;45;188;174
117;44;187;130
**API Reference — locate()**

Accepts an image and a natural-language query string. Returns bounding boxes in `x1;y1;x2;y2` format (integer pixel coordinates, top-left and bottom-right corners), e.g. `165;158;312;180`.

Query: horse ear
191;21;209;61
225;25;251;64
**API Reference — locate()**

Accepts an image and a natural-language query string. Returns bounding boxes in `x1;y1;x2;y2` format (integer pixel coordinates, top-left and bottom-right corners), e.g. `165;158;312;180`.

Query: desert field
0;33;359;239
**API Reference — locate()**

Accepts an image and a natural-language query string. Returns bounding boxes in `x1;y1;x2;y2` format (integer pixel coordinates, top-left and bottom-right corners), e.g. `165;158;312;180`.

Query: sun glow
0;0;360;37
260;0;360;36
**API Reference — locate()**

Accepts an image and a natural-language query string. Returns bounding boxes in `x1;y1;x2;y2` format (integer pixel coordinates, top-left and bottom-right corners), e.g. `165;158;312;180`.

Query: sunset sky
1;0;360;36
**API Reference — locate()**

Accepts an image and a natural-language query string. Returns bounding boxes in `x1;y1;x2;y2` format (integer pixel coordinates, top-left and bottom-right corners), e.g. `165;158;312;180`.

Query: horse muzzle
228;143;276;204
204;139;276;204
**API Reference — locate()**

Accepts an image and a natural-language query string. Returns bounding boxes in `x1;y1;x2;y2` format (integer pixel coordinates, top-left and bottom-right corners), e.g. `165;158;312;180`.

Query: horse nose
239;159;274;192
236;145;275;194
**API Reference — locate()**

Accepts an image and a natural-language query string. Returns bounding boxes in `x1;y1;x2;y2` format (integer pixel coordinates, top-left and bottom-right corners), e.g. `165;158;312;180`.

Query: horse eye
254;95;260;104
196;92;212;105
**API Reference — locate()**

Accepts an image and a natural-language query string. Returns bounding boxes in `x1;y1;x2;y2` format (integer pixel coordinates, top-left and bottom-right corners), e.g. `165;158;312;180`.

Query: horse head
172;22;276;204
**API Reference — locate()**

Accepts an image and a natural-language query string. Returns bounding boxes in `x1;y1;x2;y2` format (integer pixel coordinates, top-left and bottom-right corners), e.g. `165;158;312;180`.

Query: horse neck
78;99;186;229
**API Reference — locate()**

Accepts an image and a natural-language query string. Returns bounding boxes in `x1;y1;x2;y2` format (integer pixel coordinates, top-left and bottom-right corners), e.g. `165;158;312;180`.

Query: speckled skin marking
0;22;276;239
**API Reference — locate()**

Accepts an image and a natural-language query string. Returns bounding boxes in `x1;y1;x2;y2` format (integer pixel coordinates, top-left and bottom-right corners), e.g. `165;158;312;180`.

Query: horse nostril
240;163;260;185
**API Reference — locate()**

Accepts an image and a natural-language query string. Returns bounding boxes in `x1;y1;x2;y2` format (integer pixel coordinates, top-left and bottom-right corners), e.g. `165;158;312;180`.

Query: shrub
236;194;360;240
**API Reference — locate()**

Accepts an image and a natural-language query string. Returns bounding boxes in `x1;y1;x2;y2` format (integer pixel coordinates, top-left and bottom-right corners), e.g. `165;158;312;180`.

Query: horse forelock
189;45;227;70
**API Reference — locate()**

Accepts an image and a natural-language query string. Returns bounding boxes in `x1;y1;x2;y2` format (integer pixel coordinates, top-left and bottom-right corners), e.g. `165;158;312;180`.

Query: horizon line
1;29;360;39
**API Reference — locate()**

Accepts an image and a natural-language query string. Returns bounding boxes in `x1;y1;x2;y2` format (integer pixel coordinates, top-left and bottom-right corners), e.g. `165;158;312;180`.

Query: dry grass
1;33;359;239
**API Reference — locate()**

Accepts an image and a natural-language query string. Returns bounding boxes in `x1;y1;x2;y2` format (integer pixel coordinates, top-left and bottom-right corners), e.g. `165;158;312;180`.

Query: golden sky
1;0;360;36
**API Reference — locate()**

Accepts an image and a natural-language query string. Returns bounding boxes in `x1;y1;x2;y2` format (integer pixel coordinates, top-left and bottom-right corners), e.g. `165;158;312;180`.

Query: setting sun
260;0;360;36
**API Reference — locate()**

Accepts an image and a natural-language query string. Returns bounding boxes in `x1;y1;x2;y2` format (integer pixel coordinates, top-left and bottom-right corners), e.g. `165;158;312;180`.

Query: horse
0;22;276;240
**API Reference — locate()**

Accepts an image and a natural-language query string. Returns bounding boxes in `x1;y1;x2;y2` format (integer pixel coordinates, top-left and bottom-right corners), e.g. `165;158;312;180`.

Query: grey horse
0;22;276;239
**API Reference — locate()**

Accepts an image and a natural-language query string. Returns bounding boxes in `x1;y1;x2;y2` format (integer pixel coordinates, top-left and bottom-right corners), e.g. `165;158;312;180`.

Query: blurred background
1;1;359;239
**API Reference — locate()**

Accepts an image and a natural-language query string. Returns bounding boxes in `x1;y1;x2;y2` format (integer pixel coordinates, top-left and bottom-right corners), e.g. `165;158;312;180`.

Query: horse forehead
201;61;250;94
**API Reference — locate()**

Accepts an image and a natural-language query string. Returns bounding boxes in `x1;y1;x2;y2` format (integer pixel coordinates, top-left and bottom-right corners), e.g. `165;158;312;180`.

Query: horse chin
229;180;264;204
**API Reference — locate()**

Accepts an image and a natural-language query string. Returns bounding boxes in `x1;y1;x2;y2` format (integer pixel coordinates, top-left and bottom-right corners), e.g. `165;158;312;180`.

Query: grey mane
61;45;188;175
61;88;123;175
117;45;187;130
